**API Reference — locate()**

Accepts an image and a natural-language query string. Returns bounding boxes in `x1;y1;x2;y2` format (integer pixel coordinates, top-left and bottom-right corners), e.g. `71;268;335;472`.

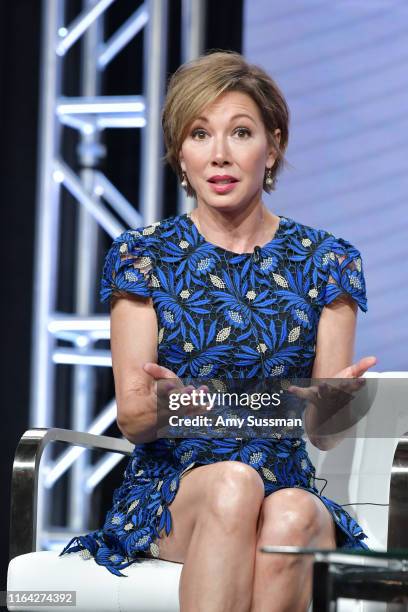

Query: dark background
0;0;242;592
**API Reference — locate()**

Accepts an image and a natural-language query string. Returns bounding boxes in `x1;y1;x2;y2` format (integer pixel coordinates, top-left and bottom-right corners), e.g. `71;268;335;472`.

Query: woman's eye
235;127;251;138
191;129;207;140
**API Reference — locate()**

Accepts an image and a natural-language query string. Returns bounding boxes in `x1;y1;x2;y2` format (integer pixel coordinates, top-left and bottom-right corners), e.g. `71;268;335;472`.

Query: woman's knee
257;489;334;547
203;461;264;530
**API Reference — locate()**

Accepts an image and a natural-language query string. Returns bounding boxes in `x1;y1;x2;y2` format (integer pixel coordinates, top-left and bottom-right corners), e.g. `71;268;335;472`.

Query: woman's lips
208;180;239;194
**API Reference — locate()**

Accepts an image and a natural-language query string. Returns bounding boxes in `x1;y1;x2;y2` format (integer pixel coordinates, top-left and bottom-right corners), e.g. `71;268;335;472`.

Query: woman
60;51;377;611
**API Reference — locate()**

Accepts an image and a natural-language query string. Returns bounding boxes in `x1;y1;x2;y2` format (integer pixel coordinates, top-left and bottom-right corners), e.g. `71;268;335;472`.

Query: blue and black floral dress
60;211;369;576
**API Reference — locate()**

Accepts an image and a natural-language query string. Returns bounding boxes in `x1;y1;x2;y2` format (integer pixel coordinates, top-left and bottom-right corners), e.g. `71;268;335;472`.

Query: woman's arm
110;294;160;444
306;295;359;450
312;294;357;379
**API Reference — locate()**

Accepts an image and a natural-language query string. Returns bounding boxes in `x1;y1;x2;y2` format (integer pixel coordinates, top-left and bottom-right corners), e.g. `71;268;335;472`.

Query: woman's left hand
287;355;377;443
332;355;377;379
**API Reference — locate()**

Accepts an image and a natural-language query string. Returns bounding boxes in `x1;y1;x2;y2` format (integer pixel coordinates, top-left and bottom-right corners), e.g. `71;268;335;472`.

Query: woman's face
179;90;281;212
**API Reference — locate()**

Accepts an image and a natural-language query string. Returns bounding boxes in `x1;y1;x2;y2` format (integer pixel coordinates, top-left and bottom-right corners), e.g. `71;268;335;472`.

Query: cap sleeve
100;230;154;303
322;237;367;313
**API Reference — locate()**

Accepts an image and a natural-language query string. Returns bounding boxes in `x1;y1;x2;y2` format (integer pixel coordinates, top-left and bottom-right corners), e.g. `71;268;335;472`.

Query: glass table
260;546;408;611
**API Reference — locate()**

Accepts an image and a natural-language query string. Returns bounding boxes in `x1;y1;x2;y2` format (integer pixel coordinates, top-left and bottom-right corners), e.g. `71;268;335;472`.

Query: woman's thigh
153;460;264;563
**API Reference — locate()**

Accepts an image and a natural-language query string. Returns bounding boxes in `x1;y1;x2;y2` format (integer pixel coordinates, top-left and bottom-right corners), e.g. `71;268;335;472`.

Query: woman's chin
196;191;260;213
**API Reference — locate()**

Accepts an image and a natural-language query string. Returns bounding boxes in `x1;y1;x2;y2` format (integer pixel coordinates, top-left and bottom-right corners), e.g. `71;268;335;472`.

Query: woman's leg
154;460;265;612
250;488;337;612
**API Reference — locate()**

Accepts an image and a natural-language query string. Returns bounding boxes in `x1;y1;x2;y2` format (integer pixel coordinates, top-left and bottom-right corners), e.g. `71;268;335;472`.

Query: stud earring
181;171;188;189
265;167;277;190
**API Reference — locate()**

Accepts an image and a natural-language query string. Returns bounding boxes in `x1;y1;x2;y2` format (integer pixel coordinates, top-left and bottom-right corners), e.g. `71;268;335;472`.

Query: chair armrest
388;431;408;549
9;428;134;560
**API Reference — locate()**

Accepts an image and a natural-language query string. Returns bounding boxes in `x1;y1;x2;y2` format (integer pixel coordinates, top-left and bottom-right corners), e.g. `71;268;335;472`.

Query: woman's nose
211;136;231;164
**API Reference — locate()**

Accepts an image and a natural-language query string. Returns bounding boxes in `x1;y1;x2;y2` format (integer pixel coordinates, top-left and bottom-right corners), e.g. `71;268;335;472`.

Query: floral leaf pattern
60;212;369;576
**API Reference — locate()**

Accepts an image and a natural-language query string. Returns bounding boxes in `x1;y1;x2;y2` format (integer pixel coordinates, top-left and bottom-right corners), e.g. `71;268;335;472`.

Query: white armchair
7;373;408;611
7;429;183;612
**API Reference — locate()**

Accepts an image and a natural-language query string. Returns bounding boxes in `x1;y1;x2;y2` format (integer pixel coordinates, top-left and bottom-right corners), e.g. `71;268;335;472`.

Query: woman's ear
179;150;186;173
267;129;281;166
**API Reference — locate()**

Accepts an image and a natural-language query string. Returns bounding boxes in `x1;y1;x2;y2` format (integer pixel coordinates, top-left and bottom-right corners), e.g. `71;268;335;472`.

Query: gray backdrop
244;0;408;370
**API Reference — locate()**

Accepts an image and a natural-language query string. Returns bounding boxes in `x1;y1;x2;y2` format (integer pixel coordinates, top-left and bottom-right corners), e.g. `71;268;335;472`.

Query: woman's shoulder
113;213;186;250
282;216;367;311
133;212;187;236
282;215;333;241
282;215;362;256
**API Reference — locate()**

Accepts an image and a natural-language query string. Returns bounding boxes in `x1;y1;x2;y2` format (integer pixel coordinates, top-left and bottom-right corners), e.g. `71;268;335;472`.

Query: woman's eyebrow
194;113;257;125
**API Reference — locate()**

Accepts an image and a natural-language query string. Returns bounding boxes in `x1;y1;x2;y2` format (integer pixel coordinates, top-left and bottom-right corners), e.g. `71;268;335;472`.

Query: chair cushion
7;550;182;611
8;551;384;611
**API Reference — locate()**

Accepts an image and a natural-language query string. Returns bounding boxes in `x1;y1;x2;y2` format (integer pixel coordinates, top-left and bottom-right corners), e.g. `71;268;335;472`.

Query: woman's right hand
142;362;210;432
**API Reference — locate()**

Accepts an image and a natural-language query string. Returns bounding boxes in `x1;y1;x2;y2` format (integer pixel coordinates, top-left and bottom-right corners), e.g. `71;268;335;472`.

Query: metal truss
31;0;206;551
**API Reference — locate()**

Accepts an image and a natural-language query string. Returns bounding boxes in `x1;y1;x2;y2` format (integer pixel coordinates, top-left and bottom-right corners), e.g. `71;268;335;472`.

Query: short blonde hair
161;50;290;197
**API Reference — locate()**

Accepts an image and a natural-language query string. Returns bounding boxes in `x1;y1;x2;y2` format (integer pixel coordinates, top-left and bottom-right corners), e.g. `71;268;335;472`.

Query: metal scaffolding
31;0;206;550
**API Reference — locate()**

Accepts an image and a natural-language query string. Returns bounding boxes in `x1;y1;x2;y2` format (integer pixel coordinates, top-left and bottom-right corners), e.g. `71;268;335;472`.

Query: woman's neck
190;204;280;253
